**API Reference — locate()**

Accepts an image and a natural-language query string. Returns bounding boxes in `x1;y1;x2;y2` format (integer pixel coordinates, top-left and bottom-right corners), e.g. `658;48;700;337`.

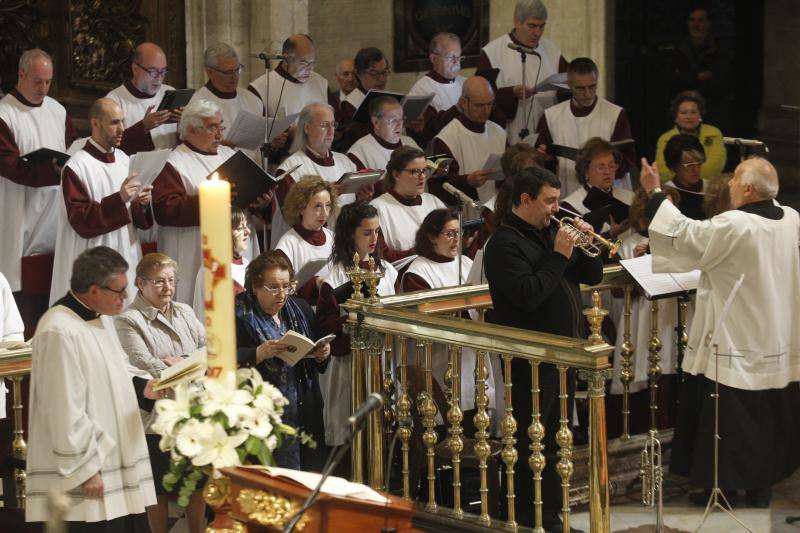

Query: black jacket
484;212;604;338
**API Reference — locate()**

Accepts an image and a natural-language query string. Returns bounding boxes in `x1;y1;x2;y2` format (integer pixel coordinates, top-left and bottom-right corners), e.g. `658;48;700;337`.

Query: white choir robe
0;91;70;291
370;191;445;256
402;255;499;427
107;81;179;153
542;97;625;196
434;116;506;217
407;72;465;112
610;234;694;394
26;303;156;522
319;261;398;446
152;143;236;304
50;141;151;306
273;149;357;244
347;132;419;171
481;34;561;144
190;83;263;161
649;199;800;390
0;272;24;419
274;227;334;289
249;68;329;119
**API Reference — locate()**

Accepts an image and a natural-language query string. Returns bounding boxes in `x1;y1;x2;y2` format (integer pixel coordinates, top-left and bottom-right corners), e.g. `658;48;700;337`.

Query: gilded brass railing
0;347;32;509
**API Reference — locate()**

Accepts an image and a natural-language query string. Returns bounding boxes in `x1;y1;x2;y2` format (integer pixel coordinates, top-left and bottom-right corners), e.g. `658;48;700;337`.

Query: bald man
432;76;507;209
0;48;77;294
328;58;356;114
50;98;153;305
107;42;180;155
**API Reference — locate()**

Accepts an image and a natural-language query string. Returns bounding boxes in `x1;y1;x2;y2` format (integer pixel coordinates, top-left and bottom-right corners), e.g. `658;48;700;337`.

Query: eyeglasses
100;284;128;297
383;116;405;127
589;162;619;173
203;123;226;134
314;121;338;131
680;160;705;168
208;64;245;76
142;277;178;289
363;67;392;78
433;53;464;63
440;230;459;240
260;282;298;296
403;167;428;178
134;62;169;79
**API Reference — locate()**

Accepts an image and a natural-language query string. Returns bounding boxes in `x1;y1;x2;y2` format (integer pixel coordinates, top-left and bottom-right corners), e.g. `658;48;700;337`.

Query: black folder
351;90;404;123
475;68;500;86
582;186;630;223
157;89;195;111
206;151;280;209
22;147;70;167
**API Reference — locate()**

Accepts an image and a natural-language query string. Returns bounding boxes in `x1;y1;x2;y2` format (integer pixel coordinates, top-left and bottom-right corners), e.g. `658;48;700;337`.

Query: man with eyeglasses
27;246;159;528
347;95;420;173
107;42;180;156
478;0;567;144
152;98;240;303
535;57;635;197
190;42;263;161
432;76;507;211
0;48;78;298
49;98;154;307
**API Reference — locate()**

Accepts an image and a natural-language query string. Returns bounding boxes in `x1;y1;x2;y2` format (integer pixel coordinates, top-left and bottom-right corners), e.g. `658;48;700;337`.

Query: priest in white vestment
536;58;635;196
189;43;263;161
640;156;800;506
152;99;237;304
51;99;153;306
347;96;419;172
27;247;157;527
107;42;179;155
0;49;77;293
478;0;567;145
432;76;507;213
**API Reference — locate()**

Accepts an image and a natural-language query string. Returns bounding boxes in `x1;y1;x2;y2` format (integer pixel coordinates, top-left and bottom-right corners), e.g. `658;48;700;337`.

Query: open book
620;254;700;300
157;89;195;112
336;170;384;195
426;154;452;173
153;346;207;391
207;151;285;209
22;147;71;168
274;331;336;366
241;465;388;503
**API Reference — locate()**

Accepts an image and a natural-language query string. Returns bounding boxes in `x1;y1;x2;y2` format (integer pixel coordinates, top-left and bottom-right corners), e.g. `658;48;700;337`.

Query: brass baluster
473;349;492;525
349;319;365;483
11;375;26;508
501;354;518;529
620;286;635;440
647;300;662;431
366;330;385;490
529;361;546;533
555;365;574;532
383;332;395;442
579;368;613;533
396;337;412;499
418;340;438;511
676;297;689;374
446;344;464;518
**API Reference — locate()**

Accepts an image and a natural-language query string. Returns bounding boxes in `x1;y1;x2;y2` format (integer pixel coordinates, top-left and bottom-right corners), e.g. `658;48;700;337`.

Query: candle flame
210;172;219;181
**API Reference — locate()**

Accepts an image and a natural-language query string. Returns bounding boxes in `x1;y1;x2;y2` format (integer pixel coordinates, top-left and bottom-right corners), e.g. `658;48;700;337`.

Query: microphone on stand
507;42;540;56
347;393;384;427
250;52;288;61
723;137;769;151
443;182;482;210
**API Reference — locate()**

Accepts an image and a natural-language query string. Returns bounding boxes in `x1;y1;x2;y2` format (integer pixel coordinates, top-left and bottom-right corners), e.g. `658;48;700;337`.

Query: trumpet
550;215;621;258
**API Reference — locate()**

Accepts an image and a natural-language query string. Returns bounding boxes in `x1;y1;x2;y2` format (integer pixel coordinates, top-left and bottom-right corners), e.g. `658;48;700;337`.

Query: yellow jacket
655;124;726;182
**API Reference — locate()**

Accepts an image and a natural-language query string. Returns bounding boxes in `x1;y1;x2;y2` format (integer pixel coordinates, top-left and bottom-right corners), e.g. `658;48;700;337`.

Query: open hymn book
620;254;700;300
274;332;336;366
152;346;207;391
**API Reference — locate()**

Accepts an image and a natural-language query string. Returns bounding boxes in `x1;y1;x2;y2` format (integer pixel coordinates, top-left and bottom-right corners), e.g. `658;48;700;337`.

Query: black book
579;205;613;234
206;150;281;209
582;186;630;223
157;89;195;111
475;68;500;86
22;147;70;167
547;138;636;162
351;90;404;123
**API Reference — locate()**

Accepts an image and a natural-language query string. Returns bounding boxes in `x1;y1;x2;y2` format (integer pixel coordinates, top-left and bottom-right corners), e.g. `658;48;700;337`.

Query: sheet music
481;153;504;180
226;110;266;150
267;113;299;142
535;72;568;92
129;148;172;189
620;254;700;300
294;258;329;287
401;92;434;121
243;466;389;503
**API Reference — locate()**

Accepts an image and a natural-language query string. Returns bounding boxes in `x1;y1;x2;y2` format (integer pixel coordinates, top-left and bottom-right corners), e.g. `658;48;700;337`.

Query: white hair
739;157;779;199
19;49;52;72
204;42;238;68
179;99;221;139
515;0;548;21
290;102;334;153
429;32;460;55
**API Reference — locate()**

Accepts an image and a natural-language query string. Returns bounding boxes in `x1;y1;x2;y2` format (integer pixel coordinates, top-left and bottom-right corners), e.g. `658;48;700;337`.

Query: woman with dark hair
402;208;496;428
315;202;398;446
655;90;726;181
235;251;330;471
370;145;446;262
661;133;708;219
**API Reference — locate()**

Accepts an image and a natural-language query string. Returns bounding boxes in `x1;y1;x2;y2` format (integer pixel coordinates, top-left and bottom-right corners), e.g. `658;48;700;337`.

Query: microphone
443;182;482;210
251;52;288;61
723;137;767;148
347;393;384;427
507;42;540;56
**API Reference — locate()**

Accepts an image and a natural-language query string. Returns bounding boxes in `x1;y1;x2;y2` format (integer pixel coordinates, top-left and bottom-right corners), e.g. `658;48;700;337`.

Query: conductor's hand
119;173;140;203
639;157;661;193
512;84;536;99
554;226;576;259
83;471;104;498
256;340;291;364
142;105;172;132
312;342;330;363
466;168;494;188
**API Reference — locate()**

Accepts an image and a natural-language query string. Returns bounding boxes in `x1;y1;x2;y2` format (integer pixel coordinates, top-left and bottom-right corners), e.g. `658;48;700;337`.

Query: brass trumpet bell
550;216;621;258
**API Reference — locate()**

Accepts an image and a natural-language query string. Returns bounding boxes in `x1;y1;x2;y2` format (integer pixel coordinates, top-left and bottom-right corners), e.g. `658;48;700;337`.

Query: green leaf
244;435;262;456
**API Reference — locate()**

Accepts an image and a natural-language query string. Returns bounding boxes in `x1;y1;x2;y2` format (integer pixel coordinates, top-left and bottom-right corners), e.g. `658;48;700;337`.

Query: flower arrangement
151;367;315;505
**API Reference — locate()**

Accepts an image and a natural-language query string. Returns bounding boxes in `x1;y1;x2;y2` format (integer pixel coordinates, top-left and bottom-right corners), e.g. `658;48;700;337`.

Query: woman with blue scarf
235;251;330;471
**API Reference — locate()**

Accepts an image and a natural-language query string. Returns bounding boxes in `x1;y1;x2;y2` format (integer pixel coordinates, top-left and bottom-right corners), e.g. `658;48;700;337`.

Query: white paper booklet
243;465;389;504
129;148;172;189
620;254;700;300
274;331;336;366
153;346;207;391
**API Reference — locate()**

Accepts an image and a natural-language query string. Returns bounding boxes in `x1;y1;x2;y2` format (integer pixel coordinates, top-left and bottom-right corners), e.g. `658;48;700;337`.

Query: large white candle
198;172;236;379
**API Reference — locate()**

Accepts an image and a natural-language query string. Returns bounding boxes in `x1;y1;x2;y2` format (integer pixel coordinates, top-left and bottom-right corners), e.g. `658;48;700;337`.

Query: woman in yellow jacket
655;90;726;182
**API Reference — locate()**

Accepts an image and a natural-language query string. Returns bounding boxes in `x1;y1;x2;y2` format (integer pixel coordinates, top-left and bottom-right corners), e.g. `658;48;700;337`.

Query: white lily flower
200;371;254;422
242;414;274;439
175;418;214;458
151;384;191;437
191;422;249;469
